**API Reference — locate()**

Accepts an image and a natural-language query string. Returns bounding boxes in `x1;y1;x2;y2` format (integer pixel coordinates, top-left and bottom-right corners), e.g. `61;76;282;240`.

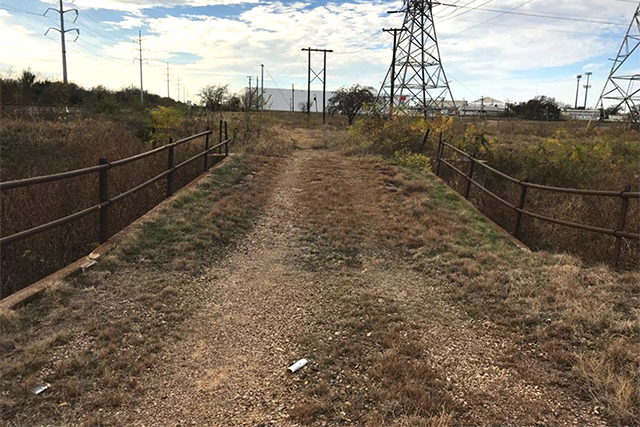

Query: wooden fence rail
0;122;230;247
436;137;639;268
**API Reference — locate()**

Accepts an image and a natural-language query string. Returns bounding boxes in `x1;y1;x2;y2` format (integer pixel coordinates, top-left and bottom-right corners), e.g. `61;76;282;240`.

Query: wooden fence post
613;184;631;269
419;128;430;154
167;137;174;198
98;158;109;244
204;128;210;171
224;121;229;157
513;180;528;239
464;154;476;199
219;120;223;154
435;132;443;176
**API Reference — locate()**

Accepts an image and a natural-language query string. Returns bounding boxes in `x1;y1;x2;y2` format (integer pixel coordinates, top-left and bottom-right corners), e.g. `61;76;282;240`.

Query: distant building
457;97;506;116
374;96;506;116
244;87;335;112
563;108;600;121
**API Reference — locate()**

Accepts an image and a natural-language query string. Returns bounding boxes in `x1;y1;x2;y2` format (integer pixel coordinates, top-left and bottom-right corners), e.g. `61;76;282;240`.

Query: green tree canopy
327;85;375;125
511;96;562;121
197;84;229;112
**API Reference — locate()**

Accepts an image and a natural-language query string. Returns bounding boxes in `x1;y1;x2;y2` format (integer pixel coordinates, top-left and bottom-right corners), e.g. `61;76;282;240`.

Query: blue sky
0;0;637;107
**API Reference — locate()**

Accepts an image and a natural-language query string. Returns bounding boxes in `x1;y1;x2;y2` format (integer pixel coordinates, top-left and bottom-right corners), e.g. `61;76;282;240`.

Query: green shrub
392;149;431;170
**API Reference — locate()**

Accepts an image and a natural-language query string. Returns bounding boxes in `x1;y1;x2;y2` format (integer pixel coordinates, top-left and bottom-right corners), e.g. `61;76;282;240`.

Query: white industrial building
457;97;506;116
563;109;600;121
245;87;336;112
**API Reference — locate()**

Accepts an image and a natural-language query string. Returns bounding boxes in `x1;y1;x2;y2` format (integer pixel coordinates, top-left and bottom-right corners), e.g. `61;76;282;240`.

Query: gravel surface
117;138;610;426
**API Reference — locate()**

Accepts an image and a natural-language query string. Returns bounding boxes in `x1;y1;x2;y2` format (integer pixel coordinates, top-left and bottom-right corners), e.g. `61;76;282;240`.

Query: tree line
5;69;613;123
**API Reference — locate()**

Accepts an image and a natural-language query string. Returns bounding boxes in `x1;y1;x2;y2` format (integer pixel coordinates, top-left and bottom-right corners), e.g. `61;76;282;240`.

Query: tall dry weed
0;114;224;297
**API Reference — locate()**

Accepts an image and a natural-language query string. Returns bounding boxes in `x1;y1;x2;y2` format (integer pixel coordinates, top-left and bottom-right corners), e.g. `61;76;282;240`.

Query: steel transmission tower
44;0;79;84
591;4;640;126
375;0;455;117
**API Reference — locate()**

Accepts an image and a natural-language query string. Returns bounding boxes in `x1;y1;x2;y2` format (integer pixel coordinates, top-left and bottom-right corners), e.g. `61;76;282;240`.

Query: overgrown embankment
0;111;210;298
0;109;298;298
336;115;639;267
0;138;637;426
291;152;639;425
0;154;284;426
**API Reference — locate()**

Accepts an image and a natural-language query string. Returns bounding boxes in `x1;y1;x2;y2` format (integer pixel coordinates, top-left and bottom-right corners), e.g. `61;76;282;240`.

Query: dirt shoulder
1;129;637;426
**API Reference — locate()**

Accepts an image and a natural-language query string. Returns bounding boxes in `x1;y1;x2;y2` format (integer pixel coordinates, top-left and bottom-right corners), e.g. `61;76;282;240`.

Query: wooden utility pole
382;28;405;118
302;47;333;123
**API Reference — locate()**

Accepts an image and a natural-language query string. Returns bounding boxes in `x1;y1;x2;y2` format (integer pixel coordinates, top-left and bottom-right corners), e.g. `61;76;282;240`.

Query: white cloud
106;15;145;29
68;0;260;13
582;62;607;72
1;0;637;106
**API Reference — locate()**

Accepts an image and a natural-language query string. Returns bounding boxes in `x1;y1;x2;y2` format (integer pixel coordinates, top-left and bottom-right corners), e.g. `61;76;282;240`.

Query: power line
42;30;136;67
0;4;43;16
434;0;468;18
81;9;134;43
66;45;131;67
448;72;480;98
333;31;385;56
450;17;623;36
75;40;133;66
439;0;495;21
440;2;628;27
442;0;535;39
435;0;481;18
264;66;291;110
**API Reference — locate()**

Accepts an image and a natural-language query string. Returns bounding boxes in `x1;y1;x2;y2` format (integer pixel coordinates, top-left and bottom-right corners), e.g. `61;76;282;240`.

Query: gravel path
121;149;320;426
120;136;609;426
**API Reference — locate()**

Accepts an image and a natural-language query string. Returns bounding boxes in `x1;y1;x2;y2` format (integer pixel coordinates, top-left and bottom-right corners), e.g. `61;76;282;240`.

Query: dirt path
119;130;609;426
119;149;321;425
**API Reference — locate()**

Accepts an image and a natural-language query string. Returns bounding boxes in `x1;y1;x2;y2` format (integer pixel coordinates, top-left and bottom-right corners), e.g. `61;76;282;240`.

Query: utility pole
247;76;252;111
176;77;181;102
139;31;143;104
382;28;405;118
307;51;311;117
583;71;593;109
322;51;326;122
575;74;582;109
261;64;264;112
256;75;259;110
133;30;148;106
164;63;172;99
292;84;295;111
44;0;79;84
302;47;333;123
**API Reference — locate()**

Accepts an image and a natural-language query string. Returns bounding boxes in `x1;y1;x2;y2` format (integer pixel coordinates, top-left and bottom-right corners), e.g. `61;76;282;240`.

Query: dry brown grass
290;286;458;426
291;150;638;425
0;113;282;298
0;155;283;426
340;115;639;268
288;153;463;425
